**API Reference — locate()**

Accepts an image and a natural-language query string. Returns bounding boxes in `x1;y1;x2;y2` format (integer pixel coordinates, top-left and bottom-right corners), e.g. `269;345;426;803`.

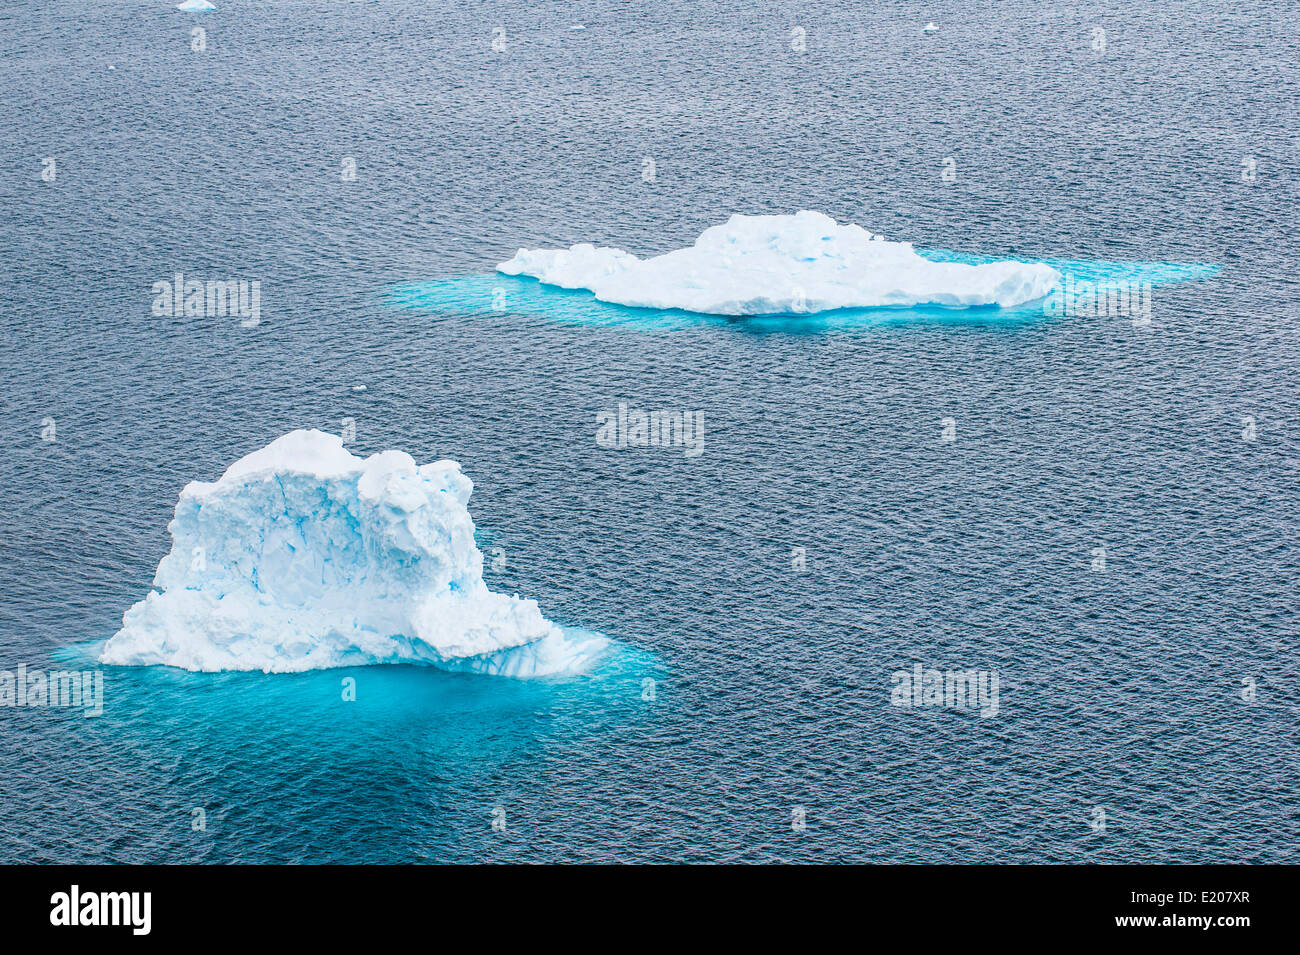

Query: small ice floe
923;22;940;34
570;24;585;31
108;64;115;70
351;384;367;393
177;0;216;10
497;211;1062;314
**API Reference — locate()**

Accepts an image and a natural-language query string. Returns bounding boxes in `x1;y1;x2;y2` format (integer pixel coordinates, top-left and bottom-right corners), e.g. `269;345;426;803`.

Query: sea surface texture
0;0;1296;862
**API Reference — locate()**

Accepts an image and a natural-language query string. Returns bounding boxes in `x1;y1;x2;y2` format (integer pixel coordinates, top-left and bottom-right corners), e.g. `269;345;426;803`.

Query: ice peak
100;431;604;676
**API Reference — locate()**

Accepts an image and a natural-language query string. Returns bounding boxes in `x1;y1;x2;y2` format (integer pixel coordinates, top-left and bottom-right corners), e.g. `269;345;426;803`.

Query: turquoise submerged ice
99;430;607;676
497;211;1062;314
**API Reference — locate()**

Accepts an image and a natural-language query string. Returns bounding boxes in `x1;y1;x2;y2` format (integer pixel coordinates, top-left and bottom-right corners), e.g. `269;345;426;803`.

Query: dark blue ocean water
1;0;1297;863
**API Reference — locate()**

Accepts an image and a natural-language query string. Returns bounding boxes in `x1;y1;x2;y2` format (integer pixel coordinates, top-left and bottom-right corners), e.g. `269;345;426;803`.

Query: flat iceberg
100;430;607;676
498;211;1061;315
176;0;216;10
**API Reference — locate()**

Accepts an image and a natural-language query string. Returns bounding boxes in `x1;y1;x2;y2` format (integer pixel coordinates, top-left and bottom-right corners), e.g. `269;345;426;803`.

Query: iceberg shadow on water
387;254;1220;335
57;637;663;809
389;272;1045;335
392;212;1219;332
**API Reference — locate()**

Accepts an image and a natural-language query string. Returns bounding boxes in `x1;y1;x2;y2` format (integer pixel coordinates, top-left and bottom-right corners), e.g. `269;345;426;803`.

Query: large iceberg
100;430;606;676
498;211;1061;315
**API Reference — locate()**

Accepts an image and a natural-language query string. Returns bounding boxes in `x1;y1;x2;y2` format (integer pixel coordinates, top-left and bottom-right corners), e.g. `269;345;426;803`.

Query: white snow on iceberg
176;0;215;10
100;430;607;676
498;211;1061;315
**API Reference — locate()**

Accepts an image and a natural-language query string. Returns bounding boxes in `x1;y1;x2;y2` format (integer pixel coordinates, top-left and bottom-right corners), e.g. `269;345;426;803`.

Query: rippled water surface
1;0;1297;862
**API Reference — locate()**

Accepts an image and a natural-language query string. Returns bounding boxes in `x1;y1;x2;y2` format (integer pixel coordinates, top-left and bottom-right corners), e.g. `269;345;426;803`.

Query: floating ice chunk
100;430;606;676
177;0;215;10
497;211;1060;315
923;22;940;34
